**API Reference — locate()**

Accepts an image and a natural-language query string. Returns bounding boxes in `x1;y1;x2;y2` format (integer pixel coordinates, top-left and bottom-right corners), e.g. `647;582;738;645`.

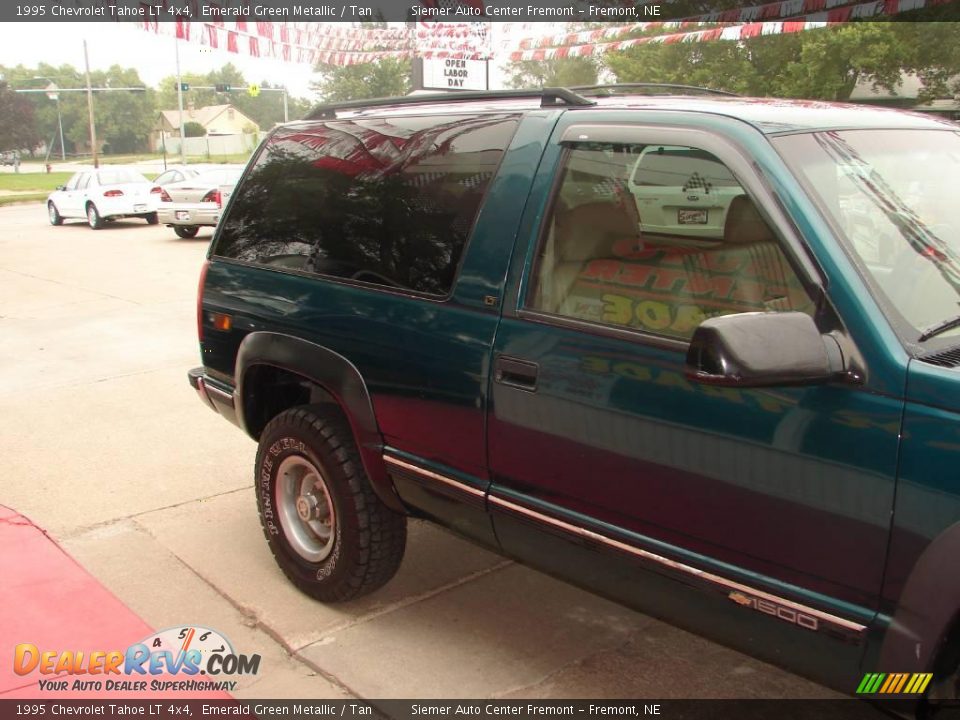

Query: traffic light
215;83;232;92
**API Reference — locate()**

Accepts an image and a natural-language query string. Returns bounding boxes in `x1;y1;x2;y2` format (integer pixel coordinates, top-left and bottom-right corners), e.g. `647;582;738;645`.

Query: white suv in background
627;144;743;241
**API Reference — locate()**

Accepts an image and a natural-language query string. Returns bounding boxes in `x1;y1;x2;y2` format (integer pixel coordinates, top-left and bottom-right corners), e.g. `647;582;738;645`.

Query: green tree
604;38;756;95
231;80;291;129
603;22;960;101
286;96;314;122
183;121;206;137
1;62;156;155
156;64;310;131
0;80;41;151
156;71;217;112
209;63;247;95
0;63;84;155
752;24;908;100
505;22;603;90
156;63;248;114
857;21;960;101
506;57;600;89
91;66;155;154
310;57;411;102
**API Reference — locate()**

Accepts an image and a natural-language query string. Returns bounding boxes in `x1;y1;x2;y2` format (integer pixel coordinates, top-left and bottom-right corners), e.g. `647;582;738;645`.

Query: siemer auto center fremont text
194;704;662;716
409;4;661;15
191;3;664;17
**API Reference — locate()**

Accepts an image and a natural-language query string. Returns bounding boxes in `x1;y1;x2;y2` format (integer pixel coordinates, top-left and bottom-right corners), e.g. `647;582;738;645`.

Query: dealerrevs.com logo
13;626;261;693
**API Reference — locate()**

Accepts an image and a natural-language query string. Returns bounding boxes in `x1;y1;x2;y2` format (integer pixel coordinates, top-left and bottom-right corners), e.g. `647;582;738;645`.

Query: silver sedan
157;166;244;239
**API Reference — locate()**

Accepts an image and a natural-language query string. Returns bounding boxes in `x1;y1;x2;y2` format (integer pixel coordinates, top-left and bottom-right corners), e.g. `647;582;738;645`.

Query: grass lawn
0;173;73;192
184;153;253;165
0;193;47;206
97;154;164;165
88;152;252;166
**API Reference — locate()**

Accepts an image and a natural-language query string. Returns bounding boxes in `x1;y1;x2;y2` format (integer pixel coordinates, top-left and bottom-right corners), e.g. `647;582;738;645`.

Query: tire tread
256;405;406;602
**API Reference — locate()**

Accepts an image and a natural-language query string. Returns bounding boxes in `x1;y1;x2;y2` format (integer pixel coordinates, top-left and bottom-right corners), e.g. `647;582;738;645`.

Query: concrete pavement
0;203;840;700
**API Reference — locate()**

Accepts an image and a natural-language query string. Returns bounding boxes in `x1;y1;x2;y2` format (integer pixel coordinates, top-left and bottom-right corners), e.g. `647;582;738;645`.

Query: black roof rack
306;87;594;120
571;83;738;97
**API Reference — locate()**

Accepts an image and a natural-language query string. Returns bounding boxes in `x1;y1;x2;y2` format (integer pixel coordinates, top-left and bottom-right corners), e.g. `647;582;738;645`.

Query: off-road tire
255;405;406;602
174;225;199;239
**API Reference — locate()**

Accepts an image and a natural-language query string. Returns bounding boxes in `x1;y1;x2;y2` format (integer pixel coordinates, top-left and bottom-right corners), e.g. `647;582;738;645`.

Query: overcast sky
0;22;527;101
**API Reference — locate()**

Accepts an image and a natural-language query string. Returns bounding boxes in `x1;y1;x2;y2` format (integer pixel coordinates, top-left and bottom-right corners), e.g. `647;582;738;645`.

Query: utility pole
54;90;65;162
83;39;98;168
175;35;186;165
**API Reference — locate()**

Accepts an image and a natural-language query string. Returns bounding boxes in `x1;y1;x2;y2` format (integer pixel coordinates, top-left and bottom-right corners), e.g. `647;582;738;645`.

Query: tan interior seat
537;194;813;336
718;195;812;313
549;200;638;317
723;194;774;245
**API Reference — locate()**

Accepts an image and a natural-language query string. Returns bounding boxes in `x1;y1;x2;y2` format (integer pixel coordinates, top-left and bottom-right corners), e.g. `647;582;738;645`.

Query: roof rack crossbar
306;87;595;119
571;83;738;97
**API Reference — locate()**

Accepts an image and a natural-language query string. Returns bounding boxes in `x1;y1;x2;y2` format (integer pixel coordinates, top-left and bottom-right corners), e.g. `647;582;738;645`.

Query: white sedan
47;167;161;230
157;166;245;239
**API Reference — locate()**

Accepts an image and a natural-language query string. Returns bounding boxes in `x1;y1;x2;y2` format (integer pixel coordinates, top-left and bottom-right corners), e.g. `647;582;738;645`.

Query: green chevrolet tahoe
188;86;960;711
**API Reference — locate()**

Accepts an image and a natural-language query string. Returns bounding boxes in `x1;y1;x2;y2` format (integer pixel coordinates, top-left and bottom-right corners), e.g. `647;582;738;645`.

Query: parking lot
0;202;841;700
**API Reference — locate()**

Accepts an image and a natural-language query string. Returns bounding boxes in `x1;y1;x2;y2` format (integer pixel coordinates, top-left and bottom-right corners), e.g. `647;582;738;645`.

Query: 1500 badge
728;591;819;631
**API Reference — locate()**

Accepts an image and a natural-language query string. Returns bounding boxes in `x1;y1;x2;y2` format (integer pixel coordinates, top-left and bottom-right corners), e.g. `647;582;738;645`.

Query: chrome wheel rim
48;204;57;223
275;455;336;563
87;206;96;225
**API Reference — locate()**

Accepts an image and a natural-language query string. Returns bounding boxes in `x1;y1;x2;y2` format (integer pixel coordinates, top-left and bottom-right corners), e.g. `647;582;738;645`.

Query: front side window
66;173;82;191
775;129;960;345
529;141;814;341
214;113;519;296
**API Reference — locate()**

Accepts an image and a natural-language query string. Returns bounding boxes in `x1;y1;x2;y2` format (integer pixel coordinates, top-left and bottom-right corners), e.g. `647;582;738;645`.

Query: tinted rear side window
214;113;519;295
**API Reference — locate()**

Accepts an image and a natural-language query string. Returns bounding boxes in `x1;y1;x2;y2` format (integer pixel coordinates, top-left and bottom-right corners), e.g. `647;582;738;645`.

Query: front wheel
48;202;63;226
86;203;103;230
255;405;407;602
173;225;199;239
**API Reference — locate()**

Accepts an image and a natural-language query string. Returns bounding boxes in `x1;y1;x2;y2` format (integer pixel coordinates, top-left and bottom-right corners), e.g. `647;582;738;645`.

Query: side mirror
55;185;66;191
685;312;845;388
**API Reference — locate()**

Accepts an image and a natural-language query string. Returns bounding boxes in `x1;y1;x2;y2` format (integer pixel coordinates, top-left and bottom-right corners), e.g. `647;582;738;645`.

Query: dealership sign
422;58;488;91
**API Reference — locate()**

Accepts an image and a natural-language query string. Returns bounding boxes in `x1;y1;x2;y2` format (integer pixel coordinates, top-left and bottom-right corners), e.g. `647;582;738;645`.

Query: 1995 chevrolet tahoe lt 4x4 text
189;86;960;708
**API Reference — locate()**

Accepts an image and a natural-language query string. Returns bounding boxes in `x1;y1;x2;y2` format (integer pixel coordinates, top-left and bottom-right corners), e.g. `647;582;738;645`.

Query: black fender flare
880;520;960;672
235;331;405;514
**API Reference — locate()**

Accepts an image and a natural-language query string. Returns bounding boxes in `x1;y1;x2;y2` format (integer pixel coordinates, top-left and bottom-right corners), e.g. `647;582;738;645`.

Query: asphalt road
0;202;841;701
